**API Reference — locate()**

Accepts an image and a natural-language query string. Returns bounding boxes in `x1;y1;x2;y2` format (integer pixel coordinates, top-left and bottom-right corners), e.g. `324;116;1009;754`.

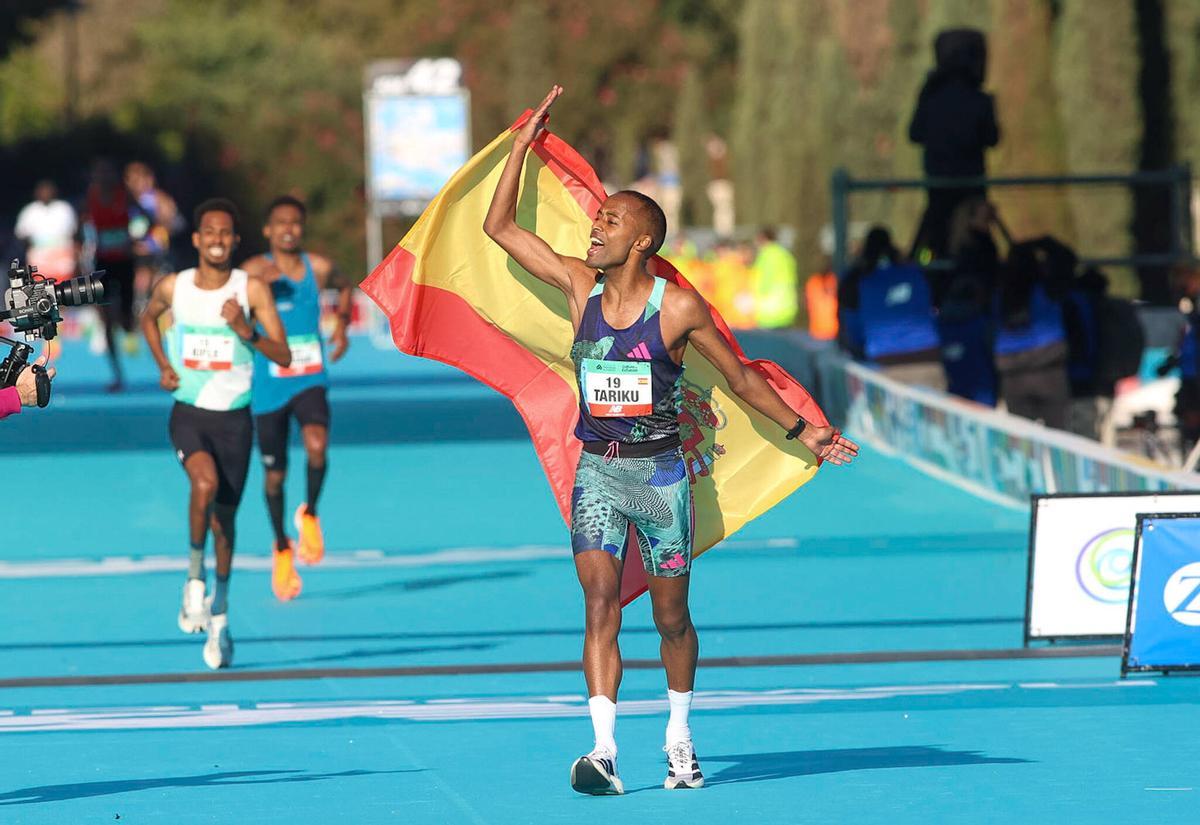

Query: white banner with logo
1027;492;1200;639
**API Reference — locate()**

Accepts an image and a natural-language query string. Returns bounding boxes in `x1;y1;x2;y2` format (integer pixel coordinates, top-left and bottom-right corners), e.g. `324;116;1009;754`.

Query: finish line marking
0;537;799;580
0;644;1125;690
0;680;1155;733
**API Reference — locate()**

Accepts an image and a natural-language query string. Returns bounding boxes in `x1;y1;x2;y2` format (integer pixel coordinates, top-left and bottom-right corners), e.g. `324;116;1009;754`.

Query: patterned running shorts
569;448;694;578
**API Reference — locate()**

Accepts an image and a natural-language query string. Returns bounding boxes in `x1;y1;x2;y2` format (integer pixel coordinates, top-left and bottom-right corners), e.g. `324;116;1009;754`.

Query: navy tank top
572;276;683;448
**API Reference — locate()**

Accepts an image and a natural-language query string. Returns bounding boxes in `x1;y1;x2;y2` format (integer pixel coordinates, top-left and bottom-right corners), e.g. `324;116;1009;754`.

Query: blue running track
0;336;1194;823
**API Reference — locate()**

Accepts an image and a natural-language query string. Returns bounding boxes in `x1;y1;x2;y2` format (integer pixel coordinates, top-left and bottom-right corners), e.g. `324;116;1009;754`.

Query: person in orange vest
806;270;839;340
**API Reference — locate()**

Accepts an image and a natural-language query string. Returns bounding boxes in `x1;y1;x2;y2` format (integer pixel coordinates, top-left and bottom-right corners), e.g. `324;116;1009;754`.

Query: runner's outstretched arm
483;85;593;302
678;290;859;466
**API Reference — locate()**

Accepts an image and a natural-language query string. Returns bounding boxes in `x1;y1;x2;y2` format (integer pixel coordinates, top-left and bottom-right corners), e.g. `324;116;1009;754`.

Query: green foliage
1166;0;1200;172
672;64;711;227
1053;0;1141;295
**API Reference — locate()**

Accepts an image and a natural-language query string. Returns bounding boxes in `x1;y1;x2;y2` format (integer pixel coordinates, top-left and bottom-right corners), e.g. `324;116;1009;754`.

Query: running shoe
177;578;208;634
663;739;704;789
203;612;233;669
294;504;325;565
570;747;624;795
271;541;303;601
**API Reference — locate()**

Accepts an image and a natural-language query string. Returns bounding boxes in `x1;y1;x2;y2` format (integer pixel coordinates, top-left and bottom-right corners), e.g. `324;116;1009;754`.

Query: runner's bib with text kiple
181;327;237;370
580;358;652;417
168;268;253;411
270;334;325;378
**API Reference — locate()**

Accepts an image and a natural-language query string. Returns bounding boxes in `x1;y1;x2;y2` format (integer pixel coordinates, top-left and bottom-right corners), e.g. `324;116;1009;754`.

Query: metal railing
830;166;1195;275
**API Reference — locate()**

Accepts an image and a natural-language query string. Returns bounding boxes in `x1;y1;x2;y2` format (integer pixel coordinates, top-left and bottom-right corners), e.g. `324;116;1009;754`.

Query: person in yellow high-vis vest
752;228;798;328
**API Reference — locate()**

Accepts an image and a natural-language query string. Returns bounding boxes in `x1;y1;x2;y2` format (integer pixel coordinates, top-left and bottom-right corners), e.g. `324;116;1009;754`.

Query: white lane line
0;536;798;579
0;681;1153;733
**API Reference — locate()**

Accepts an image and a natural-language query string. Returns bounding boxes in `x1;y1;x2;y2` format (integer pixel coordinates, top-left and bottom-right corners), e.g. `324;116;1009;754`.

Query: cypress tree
988;0;1073;244
506;0;553;117
1052;0;1142;296
672;64;712;228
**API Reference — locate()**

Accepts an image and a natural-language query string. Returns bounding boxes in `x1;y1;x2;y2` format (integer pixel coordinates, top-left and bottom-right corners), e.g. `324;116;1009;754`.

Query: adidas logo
626;342;651;360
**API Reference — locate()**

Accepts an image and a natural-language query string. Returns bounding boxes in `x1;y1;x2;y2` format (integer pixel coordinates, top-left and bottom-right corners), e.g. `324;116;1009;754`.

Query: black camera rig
1;259;106;407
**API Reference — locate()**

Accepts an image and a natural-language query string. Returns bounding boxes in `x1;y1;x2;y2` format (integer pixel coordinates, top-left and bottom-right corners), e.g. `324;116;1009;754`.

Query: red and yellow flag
361;118;829;604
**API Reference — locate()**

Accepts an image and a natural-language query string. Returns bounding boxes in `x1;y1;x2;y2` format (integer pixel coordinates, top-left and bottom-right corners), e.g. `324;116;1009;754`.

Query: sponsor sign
1122;513;1200;674
1026;493;1200;640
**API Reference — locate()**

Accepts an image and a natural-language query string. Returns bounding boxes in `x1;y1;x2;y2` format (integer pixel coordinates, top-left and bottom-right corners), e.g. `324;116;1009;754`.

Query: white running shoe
570;746;624;795
203;613;233;670
664;739;704;789
177;579;208;634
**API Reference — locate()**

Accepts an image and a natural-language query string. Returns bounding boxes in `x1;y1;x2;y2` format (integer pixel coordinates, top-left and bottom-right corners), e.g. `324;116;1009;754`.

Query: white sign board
1026;492;1200;640
364;58;470;214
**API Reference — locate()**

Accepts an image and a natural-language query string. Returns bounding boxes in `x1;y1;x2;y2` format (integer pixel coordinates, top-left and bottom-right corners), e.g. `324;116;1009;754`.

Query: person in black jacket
909;28;1000;261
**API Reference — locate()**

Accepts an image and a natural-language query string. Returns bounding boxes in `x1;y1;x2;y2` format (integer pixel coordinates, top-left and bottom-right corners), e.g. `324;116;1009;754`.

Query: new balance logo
626;343;651;360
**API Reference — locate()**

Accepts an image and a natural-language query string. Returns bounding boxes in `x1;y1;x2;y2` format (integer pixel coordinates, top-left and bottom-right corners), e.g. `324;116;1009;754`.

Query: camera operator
0;353;55;419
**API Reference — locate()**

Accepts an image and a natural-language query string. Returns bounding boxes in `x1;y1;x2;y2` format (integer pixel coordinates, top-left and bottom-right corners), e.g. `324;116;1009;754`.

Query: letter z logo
1163;562;1200;627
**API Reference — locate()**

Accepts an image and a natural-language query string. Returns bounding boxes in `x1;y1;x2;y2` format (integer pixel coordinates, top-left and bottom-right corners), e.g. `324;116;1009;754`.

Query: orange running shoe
295;504;325;565
271;541;303;601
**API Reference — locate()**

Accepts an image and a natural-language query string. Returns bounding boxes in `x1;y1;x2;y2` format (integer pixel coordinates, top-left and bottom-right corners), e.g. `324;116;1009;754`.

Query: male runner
242;195;352;601
484;87;858;794
141;198;291;669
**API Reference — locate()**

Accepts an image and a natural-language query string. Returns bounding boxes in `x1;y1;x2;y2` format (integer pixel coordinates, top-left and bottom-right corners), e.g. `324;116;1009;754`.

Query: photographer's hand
16;354;54;407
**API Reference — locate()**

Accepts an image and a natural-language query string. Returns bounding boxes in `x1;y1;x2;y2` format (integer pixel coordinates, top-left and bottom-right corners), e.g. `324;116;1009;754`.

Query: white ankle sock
588;695;617;754
665;689;693;746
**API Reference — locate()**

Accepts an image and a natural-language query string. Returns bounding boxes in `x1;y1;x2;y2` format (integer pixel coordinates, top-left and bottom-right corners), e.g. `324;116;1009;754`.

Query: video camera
1;259;106;407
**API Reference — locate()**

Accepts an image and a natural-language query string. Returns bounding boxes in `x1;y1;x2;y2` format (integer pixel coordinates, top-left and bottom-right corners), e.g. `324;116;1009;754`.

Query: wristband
784;416;807;440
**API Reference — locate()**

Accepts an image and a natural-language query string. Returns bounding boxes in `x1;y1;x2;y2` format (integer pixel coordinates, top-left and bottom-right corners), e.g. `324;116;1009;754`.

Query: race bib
580;358;652;417
182;333;235;370
270;335;325;378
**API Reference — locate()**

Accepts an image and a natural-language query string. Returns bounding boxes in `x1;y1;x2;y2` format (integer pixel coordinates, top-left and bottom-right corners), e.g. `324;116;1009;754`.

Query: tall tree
505;0;553;118
988;0;1073;244
671;64;711;228
1053;0;1142;296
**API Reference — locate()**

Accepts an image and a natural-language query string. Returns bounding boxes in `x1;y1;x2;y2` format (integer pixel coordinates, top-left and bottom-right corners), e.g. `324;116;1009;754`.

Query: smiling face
192;210;238;268
586;194;654;270
264;203;304;254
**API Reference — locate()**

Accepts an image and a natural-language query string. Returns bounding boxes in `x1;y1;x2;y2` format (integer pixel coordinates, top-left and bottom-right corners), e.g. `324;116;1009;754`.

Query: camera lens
54;272;105;307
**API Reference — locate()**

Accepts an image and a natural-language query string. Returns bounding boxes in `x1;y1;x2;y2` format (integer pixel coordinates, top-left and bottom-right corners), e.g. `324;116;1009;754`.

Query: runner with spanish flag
361;86;858;796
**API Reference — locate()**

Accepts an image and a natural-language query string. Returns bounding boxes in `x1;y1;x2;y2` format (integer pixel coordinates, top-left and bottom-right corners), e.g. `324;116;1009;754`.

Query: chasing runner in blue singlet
243;196;353;602
484;87;859;797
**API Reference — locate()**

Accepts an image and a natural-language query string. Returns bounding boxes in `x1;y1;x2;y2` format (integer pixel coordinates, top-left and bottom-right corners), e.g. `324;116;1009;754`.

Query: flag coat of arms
361;115;830;604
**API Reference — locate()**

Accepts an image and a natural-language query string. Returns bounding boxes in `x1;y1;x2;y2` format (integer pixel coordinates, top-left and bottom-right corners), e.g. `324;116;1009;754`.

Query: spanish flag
361;116;829;605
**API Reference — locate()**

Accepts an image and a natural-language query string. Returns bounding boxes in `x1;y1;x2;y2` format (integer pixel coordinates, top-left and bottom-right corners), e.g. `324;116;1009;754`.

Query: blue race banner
1122;513;1200;675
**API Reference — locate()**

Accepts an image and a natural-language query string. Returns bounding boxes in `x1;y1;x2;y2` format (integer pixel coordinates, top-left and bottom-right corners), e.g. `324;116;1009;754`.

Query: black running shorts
168;402;253;507
255;386;330;472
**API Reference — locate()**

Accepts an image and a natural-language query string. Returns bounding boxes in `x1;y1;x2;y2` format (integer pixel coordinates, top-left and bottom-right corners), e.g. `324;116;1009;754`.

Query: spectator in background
839;225;946;391
14;180;77;282
751;228;798;328
994;237;1074;429
1065;268;1118;438
705;135;734;239
83;159;136;392
1158;269;1200;455
126;161;182;277
939;197;1001;406
908;28;999;261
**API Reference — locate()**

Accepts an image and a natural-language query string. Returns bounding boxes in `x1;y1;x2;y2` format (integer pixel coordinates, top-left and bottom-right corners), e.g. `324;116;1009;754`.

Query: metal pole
831;168;849;274
1169;165;1185;263
366;211;383;272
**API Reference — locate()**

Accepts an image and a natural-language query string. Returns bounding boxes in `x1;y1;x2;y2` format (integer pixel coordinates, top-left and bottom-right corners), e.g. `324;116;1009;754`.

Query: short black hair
193;198;240;232
265;194;307;222
614;190;667;258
